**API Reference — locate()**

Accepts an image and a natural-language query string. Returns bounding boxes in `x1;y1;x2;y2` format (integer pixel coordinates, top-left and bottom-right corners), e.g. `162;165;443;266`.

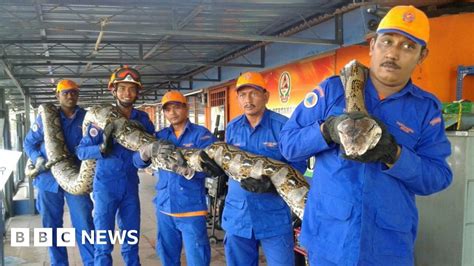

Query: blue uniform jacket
76;108;154;195
279;76;452;265
24;107;86;193
223;109;307;239
133;121;217;213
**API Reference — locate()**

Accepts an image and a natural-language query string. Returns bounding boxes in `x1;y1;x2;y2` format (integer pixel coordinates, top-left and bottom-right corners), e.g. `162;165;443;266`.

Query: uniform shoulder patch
31;123;39;132
89;127;98;137
304;92;318;108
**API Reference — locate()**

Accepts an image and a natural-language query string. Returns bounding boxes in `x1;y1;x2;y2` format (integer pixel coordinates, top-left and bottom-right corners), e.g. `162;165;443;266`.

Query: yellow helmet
108;66;143;91
236;72;266;91
56;79;79;93
377;5;430;46
161;90;187;108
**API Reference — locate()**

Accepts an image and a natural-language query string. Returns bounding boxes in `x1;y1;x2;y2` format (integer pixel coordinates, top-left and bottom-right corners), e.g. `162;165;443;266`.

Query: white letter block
34;228;52;247
11;228;29;247
57;228;76;247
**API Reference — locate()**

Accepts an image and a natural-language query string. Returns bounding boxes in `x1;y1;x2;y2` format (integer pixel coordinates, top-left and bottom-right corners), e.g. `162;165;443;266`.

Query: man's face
56;89;79;109
237;87;269;117
369;33;428;88
163;102;188;126
113;82;139;107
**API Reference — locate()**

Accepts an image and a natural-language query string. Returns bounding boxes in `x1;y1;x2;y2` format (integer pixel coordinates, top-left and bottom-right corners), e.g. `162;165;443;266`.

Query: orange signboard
261;54;335;117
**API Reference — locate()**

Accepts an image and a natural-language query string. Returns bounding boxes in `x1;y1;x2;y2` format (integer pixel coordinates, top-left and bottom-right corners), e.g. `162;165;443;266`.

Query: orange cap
56;79;79;93
161;90;187;107
377;5;430;46
236;72;266;91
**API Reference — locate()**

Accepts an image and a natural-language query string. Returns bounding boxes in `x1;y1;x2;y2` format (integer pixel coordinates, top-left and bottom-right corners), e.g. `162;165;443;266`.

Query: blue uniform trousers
224;232;294;266
156;211;210;266
36;188;94;266
93;190;140;266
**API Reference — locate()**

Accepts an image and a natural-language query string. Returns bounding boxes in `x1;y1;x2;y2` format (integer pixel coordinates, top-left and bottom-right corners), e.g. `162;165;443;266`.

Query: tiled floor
4;171;261;265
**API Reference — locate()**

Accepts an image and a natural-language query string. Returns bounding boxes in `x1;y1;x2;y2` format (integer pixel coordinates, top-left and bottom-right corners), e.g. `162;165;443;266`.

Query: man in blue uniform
279;6;452;265
133;90;216;266
76;67;155;266
24;79;94;266
223;72;306;266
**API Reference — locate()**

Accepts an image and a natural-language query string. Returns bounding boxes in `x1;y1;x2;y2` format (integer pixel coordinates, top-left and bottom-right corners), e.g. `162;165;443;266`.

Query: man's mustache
381;61;401;69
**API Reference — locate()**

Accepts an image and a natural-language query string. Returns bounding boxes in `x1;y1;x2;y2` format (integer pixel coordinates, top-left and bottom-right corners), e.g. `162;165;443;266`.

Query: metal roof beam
0;60;26;98
4;55;264;68
143;5;203;59
40;27;339;45
0;39;250;45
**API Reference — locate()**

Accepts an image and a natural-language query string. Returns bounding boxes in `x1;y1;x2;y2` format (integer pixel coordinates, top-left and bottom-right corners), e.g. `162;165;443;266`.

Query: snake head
336;112;382;156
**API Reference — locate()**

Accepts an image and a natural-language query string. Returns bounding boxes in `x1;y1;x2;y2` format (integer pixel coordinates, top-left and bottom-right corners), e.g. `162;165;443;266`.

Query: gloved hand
198;150;227;178
321;113;353;144
240;175;276;193
343;117;400;165
35;156;47;173
139;139;176;162
151;139;178;160
99;123;115;155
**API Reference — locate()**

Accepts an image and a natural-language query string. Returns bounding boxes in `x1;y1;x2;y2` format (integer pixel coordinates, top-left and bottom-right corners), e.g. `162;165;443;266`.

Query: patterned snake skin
25;104;194;195
337;60;382;156
25;61;375;218
185;143;309;219
25;104;309;218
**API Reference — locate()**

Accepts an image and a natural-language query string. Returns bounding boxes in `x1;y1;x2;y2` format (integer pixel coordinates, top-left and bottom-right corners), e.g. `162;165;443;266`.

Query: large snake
25;60;376;220
337;60;382;156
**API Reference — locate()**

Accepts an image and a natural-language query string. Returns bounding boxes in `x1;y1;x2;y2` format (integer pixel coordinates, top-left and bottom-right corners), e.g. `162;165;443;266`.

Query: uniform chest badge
183;143;194;148
263;142;278;148
304;92;318;108
200;135;212;140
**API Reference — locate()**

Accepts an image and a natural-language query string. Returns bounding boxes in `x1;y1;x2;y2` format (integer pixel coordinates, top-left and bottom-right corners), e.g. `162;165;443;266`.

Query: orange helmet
108;66;143;90
161;90;187;108
236;72;266;91
377;5;430;46
56;79;79;93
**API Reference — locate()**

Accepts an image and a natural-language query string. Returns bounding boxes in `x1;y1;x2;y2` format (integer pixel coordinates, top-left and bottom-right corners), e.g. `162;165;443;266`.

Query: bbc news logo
11;228;139;247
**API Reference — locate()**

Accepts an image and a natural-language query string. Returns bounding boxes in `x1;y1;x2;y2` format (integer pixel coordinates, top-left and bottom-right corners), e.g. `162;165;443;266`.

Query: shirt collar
366;76;422;101
169;119;191;135
59;106;80;119
239;108;270;129
130;108;140;119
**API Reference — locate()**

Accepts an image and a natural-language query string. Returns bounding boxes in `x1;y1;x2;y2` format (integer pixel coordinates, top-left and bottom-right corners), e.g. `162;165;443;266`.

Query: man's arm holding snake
190;129;219;179
76;124;106;160
280;80;337;162
24;115;46;166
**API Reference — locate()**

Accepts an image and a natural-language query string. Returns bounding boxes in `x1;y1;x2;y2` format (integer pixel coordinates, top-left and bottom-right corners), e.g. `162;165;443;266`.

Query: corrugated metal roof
0;0;356;109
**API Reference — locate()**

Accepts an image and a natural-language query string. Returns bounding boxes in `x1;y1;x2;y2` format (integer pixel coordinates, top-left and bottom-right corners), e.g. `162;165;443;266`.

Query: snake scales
337;60;382;156
25;60;375;220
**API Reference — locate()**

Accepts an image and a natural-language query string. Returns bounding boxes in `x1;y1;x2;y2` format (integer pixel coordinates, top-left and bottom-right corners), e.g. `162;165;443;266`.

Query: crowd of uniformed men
24;5;452;266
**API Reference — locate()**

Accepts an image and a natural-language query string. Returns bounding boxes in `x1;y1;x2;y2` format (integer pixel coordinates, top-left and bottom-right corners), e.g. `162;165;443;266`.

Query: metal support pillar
456;65;474;100
0;89;11;266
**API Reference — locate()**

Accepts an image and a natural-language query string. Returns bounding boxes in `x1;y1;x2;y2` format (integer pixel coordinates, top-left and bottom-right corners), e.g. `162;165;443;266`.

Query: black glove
139;139;177;162
35;156;47;173
240;175;276;193
198;150;227;178
154;139;177;159
343;117;399;165
99;123;114;155
322;112;371;145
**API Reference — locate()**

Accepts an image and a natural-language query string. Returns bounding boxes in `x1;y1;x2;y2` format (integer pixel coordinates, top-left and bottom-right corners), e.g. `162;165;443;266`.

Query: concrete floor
4;171;268;265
